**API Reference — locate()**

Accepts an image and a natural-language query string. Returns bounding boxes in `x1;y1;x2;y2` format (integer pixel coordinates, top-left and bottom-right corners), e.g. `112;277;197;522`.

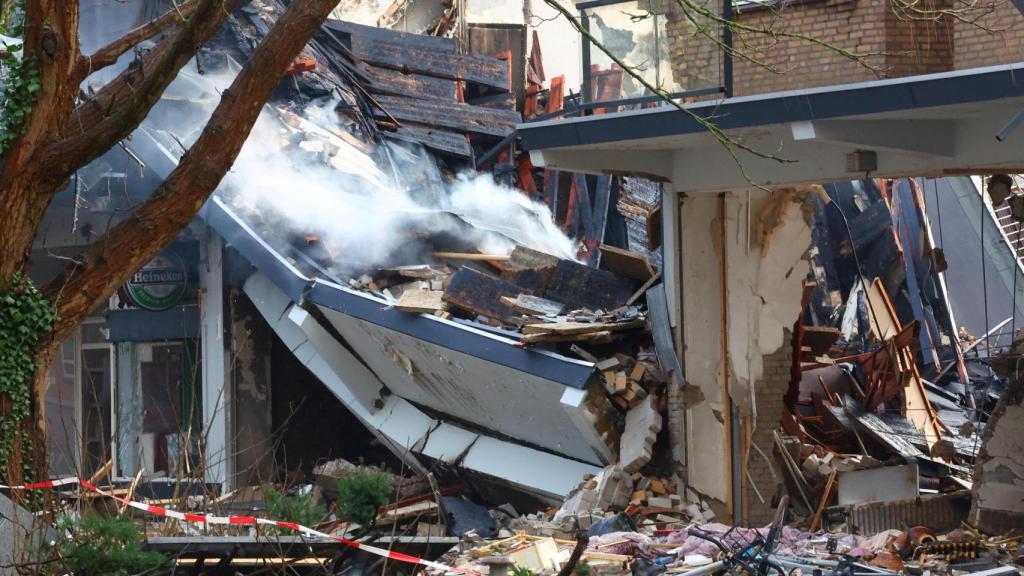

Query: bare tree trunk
45;0;340;344
0;0;79;282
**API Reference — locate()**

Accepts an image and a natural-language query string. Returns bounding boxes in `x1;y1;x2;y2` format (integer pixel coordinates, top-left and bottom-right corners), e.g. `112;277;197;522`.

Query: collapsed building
16;0;1024;574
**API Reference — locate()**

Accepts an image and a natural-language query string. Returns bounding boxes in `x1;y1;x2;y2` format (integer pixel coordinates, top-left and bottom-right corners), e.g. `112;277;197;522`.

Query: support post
200;231;229;490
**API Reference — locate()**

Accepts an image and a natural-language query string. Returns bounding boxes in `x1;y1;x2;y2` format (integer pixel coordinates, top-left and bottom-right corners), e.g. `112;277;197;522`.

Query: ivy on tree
0;0;35;152
0;274;57;481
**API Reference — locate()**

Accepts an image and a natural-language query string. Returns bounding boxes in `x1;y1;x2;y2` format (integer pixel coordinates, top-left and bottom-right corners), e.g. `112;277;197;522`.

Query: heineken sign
125;252;188;311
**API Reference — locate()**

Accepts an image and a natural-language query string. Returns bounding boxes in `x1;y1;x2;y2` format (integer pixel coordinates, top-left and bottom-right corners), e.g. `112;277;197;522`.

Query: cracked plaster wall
229;288;274;487
970;374;1024;532
680;190;811;506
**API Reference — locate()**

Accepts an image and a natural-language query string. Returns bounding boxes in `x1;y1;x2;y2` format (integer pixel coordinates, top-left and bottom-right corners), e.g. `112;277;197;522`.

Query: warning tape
0;477;455;573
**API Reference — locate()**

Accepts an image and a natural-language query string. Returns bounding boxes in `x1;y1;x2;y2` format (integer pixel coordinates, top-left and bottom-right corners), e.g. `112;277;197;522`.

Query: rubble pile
778;178;1000;532
19;0;1023;572
439;496;1024;576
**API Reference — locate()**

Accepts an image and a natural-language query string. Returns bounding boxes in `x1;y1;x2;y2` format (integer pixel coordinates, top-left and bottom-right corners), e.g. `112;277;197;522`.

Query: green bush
264;485;326;532
512;565;537;576
53;514;167;576
336;467;393;526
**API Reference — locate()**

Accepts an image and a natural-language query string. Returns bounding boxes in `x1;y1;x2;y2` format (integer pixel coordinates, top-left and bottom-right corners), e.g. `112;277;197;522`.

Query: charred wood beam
325;20;510;91
442;268;528;323
544;259;637;311
383;125;473;159
361;65;457;101
326;19;457;54
837;199;891;256
374;95;520;138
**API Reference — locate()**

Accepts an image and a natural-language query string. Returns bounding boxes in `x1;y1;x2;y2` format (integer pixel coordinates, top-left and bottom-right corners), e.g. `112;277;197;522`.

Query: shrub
264;485;326;532
512;565;537;576
336;467;393;526
53;514;167;576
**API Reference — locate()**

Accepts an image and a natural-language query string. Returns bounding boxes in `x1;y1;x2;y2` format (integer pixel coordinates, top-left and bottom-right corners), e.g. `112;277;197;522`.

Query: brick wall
745;330;791;526
664;0;1017;97
956;1;1024;69
729;0;891;95
883;0;955;78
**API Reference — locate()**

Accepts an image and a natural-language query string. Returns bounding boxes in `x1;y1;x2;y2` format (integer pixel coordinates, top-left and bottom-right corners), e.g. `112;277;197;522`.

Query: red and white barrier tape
0;477;455;573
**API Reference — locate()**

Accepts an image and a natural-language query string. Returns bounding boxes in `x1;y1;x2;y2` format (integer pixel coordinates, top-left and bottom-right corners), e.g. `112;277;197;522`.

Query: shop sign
124;252;188;311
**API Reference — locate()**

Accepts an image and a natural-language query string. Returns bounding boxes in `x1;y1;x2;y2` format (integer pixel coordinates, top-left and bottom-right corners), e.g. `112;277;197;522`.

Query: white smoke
217;98;578;276
146;59;578;277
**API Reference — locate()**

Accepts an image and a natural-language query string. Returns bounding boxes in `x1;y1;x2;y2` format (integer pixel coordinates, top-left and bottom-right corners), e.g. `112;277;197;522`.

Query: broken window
580;0;723;105
138;341;201;478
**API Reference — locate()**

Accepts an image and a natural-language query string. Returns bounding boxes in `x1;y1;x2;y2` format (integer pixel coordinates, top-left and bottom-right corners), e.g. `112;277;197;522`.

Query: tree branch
44;0;339;343
43;0;244;181
70;0;201;86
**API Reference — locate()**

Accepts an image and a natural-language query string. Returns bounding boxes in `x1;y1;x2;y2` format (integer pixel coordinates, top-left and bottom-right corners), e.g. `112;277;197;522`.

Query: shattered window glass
581;0;723;104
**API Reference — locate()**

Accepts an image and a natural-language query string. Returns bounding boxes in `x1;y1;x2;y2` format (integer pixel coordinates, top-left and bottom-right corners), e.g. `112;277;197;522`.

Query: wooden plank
630;362;647;382
376;500;439;524
502;267;554;294
809;469;836;532
626;272;661;307
646;202;663;252
362;65;457;101
544;259;637;311
520;330;614;345
442;268;525;322
395;290;445;314
434;252;510;261
383;124;472;158
326;19;457;54
529;29;545;83
546;75;564;114
521;318;645;335
468;24;526;107
599;244;657;281
864;279;945;449
506;246;561;270
326;20;510;91
374;95;521;138
500;294;565;316
467;92;516;110
801;326;842;356
846;396;926;460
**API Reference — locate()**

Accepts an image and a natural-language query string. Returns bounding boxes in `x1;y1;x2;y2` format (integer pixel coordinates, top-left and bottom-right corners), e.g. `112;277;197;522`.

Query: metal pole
722;0;734;97
581;9;592;104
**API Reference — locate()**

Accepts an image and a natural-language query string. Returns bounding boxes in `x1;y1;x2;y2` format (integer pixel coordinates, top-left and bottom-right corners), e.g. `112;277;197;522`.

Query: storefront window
138;342;199;477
